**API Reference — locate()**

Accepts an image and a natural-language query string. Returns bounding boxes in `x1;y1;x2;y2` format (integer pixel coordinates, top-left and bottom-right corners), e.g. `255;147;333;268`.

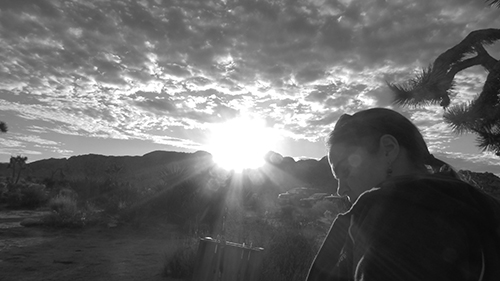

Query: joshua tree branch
486;0;500;8
390;28;500;155
389;28;500;108
448;56;483;78
474;44;499;71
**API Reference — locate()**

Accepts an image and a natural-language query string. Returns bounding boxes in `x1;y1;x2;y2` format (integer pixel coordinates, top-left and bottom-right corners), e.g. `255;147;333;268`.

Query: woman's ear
379;134;400;161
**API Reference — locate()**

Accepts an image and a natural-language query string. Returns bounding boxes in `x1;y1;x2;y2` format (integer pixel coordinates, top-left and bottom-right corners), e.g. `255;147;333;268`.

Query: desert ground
0;208;186;281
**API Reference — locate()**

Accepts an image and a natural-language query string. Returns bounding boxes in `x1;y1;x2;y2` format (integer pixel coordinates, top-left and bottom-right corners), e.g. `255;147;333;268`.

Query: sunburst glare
207;116;280;172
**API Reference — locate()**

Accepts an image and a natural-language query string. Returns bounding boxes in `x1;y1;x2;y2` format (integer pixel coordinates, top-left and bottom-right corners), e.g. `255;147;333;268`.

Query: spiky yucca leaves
443;101;482;134
444;61;500;155
477;125;500;156
444;100;500;155
389;29;500;108
388;65;453;107
389;29;500;155
486;0;500;8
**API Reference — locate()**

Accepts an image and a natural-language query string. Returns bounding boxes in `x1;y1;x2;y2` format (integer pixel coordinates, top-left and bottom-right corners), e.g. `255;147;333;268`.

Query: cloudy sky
0;0;499;174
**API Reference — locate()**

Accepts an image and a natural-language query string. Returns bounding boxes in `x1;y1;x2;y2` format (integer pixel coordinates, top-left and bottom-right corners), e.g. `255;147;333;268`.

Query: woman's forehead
329;144;366;176
328;143;358;164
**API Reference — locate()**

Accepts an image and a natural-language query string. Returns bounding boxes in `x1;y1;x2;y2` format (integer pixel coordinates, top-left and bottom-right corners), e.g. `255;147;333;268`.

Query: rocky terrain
458;170;500;200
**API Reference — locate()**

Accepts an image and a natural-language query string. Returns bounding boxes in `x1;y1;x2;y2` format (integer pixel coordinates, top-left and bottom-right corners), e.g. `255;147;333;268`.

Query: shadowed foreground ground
0;210;185;281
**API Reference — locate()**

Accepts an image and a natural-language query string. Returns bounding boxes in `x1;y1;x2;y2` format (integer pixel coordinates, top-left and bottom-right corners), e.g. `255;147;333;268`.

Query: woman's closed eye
334;162;351;180
338;165;351;179
333;153;362;180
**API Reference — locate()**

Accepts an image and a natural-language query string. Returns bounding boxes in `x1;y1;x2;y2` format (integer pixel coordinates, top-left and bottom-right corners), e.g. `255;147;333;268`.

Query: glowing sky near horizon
0;0;499;174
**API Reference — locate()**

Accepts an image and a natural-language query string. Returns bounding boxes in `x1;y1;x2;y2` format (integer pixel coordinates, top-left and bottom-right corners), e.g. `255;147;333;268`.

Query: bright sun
207;116;279;172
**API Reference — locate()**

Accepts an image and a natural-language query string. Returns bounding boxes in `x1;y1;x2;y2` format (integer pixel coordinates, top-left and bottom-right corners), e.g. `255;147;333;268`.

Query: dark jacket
306;174;500;281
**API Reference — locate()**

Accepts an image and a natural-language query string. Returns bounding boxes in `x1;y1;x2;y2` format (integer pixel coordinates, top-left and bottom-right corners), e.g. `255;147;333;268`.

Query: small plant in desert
1;182;48;209
49;194;78;216
19;183;49;208
162;237;198;279
259;227;318;281
43;194;79;227
43;192;101;228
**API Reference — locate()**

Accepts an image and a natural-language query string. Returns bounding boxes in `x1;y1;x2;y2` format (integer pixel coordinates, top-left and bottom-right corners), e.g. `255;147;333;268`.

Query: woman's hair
327;108;458;178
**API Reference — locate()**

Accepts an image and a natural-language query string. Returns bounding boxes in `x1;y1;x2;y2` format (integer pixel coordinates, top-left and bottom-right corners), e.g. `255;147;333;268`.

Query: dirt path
0;210;187;281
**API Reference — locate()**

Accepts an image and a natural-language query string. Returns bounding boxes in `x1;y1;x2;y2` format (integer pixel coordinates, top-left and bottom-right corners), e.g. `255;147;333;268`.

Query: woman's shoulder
371;173;475;198
381;173;469;189
350;173;500;219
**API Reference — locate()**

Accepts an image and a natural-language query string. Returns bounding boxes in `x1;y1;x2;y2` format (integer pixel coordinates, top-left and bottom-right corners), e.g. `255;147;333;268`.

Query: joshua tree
8;155;28;184
387;28;500;155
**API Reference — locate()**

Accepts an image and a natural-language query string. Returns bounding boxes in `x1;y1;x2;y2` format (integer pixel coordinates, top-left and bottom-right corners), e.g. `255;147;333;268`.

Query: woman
306;108;500;281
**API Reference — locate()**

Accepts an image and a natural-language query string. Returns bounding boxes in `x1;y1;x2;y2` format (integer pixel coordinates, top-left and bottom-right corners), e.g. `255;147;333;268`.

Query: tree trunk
15;167;22;184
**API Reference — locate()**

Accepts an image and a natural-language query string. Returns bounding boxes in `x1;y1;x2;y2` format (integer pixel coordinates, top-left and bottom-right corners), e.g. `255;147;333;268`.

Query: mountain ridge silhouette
0;150;499;200
0;150;337;193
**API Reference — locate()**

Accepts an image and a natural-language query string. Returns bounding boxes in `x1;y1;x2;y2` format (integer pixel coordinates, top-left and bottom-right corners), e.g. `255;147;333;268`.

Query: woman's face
329;142;388;203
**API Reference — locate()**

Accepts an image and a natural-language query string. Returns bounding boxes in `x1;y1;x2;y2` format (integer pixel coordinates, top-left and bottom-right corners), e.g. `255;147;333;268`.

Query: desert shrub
0;182;48;208
99;182;142;214
66;178;144;216
67;179;105;204
76;202;103;226
2;187;23;206
0;181;7;198
260;227;318;281
58;188;78;199
43;195;102;228
20;184;49;208
300;200;338;224
162;238;198;279
121;179;207;228
49;194;78;216
279;205;296;222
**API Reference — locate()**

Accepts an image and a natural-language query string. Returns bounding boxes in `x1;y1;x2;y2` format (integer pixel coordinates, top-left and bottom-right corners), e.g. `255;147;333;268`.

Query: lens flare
207;116;280;172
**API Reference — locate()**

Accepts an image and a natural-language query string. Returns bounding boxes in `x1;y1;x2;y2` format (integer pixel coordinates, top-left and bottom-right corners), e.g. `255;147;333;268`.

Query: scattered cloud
0;0;499;172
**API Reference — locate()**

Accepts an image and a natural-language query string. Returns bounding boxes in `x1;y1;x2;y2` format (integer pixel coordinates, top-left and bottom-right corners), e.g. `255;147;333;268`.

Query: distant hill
458;170;500;200
0;150;337;193
1;150;499;200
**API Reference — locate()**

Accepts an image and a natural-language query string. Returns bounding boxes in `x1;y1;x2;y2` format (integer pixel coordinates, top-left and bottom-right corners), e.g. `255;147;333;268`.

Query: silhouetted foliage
388;28;500;155
486;0;500;8
8;155;28;184
162;238;198;279
0;121;7;133
389;29;500;108
260;228;318;281
43;194;102;228
1;183;48;209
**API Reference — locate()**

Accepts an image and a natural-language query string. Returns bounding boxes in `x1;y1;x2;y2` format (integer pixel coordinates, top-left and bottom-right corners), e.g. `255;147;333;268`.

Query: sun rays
207;116;280;172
